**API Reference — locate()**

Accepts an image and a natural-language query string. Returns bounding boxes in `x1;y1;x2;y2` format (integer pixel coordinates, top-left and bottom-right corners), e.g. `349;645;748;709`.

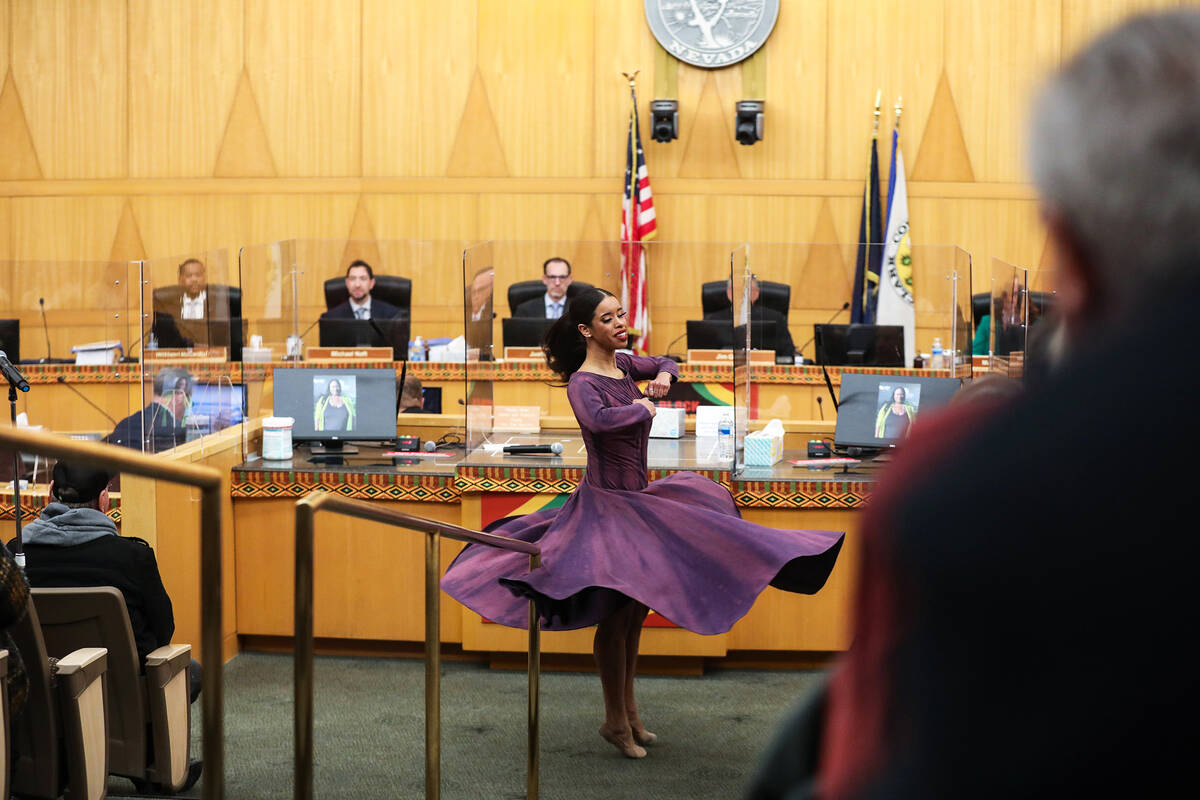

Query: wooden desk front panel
233;498;466;643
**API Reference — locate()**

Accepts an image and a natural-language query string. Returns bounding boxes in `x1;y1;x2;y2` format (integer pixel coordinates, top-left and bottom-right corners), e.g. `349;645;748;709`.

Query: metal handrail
293;491;542;800
0;427;226;800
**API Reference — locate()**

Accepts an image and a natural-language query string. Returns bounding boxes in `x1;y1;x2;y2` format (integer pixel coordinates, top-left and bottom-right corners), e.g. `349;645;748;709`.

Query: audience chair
700;280;791;321
323;275;412;319
32;587;194;795
10;598;109;800
505;280;594;316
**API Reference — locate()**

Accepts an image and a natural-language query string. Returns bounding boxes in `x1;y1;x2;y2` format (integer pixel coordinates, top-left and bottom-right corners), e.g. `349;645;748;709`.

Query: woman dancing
441;288;843;758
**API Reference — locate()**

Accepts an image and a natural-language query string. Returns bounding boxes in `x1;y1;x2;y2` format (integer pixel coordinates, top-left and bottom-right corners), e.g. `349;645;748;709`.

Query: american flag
621;96;656;355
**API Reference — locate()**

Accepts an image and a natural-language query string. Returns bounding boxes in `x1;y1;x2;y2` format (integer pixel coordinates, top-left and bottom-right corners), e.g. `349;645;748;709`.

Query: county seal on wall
644;0;780;68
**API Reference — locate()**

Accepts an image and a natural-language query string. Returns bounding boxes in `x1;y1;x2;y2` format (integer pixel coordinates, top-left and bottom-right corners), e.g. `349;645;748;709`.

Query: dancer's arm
568;378;654;432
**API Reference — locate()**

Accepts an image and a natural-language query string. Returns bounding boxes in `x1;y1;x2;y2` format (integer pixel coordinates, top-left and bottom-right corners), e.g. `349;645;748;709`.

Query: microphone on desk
663;331;688;362
0;350;30;392
502;442;563;456
816;395;824;421
795;302;850;365
56;376;117;424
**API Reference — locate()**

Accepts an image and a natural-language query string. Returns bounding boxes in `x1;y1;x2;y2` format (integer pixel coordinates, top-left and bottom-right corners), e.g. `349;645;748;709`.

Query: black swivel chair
700;279;791;321
150;284;244;358
323;275;412;320
506;280;594;316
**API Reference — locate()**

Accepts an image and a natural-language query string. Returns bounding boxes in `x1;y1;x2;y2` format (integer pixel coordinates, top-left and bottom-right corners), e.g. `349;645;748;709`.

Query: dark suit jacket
106;402;186;453
704;303;795;358
514;294;560;318
152;284;234;347
324;297;402;321
10;530;174;660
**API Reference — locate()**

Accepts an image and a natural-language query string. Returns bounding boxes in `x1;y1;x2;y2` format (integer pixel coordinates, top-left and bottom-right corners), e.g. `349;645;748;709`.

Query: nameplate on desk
686;349;775;364
492;405;541;433
144;347;228;363
503;347;545;361
304;346;393;362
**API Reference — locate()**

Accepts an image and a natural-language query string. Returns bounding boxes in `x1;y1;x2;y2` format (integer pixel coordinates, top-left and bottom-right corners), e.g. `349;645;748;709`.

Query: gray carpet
109;651;826;799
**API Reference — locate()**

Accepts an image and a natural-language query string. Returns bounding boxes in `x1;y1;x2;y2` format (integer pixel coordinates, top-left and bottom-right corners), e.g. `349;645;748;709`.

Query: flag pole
894;95;903;129
622;70;641;342
873;89;882;136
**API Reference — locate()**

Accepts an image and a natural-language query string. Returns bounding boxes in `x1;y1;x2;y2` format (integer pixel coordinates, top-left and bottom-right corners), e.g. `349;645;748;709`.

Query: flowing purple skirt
441;472;844;635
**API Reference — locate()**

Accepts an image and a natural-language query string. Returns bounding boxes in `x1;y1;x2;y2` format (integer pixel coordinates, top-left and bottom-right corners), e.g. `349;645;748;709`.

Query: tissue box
649;406;685;438
743;427;784;466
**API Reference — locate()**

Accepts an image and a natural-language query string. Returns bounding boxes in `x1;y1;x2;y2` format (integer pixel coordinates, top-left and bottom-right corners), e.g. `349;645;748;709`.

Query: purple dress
441;353;844;635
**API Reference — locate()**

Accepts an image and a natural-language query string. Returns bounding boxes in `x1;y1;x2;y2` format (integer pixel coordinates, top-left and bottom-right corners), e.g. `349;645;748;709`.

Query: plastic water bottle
718;411;734;460
930;337;944;370
408;336;426;362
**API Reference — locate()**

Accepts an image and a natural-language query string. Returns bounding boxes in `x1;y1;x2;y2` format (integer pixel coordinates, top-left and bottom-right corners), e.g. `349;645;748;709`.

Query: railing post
294;502;315;800
425;530;441;800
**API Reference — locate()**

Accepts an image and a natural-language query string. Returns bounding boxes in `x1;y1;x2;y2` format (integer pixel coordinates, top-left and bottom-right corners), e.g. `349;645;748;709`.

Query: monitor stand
307;441;359;465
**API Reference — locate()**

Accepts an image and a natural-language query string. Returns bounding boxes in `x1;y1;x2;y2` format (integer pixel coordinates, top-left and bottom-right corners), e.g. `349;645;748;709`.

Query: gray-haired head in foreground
1029;10;1200;303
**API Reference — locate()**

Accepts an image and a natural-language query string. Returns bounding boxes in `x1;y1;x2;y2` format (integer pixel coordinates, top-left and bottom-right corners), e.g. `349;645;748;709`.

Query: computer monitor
502;317;555;349
184;382;246;439
686;319;778;352
833;372;962;449
318;317;410;360
813;323;905;367
273;367;398;451
0;319;18;363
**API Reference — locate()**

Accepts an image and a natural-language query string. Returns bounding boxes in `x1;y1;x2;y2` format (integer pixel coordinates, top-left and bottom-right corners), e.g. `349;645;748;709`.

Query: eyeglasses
544;275;570;282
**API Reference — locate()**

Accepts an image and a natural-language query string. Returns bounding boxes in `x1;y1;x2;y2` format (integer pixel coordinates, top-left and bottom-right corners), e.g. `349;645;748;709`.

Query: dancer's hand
634;398;657;417
644;372;672;399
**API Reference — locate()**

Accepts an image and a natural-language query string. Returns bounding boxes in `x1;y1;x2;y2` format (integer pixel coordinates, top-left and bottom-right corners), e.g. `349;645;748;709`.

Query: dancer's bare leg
594;601;646;758
623;602;656;746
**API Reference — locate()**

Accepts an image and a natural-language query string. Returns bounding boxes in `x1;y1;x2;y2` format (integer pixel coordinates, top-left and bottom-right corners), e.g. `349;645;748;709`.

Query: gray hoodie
21;503;118;547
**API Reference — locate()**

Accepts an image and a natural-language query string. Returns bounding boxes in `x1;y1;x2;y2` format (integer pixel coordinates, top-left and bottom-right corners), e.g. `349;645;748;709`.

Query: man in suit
514;257;573;319
151;258;235;348
748;10;1200;799
703;277;795;360
323;260;402;320
107;367;192;453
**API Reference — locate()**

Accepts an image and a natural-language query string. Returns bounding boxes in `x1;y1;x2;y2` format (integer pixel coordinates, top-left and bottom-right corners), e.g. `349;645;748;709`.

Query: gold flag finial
622;70;640;89
894;95;903;129
873;89;882;133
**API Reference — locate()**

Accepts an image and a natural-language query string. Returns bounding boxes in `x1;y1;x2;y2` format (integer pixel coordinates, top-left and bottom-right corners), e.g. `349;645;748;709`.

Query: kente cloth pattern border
0;498;122;523
455;466;584;495
23;363;244;385
730;479;871;509
232;470;460;503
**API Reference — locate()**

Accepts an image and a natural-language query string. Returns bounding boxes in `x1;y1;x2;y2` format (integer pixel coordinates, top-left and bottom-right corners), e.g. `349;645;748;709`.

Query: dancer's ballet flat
599;726;647;759
632;726;657;746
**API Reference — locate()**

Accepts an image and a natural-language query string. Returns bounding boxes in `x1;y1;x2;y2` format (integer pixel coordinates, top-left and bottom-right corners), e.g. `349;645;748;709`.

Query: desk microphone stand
8;385;25;569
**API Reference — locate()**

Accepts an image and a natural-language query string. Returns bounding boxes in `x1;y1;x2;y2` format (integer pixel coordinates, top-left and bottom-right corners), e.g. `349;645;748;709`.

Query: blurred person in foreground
748;10;1200;799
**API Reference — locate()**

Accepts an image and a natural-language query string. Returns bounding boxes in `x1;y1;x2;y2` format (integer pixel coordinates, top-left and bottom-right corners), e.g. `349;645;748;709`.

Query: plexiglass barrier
463;241;494;455
0;259;144;457
989;259;1028;378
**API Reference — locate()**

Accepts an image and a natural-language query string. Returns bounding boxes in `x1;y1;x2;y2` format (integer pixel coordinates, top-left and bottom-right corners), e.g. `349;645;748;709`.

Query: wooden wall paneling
676;69;741;178
361;0;477;177
244;0;361;176
0;200;10;279
0;1;8;71
10;0;126;179
0;71;44;180
749;0;827;180
11;196;127;265
128;0;244;178
593;1;666;178
826;0;944;181
944;1;1061;184
475;0;595;177
909;196;1043;292
1061;0;1183;59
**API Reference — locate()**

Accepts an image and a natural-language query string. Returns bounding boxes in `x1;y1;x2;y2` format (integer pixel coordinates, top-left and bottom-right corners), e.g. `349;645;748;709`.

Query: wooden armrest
0;648;8;679
146;643;191;669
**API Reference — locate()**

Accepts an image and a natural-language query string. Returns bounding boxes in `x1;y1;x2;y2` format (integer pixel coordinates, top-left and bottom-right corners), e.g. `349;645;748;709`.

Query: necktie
356;307;368;320
550;303;562;319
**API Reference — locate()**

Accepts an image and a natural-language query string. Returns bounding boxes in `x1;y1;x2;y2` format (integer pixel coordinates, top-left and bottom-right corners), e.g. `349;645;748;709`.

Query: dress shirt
350;298;371;320
181;291;206;320
545;294;565;319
